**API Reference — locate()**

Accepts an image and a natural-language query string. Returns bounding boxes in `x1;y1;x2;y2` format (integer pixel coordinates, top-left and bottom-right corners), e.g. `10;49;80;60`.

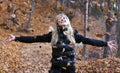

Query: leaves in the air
105;32;111;35
0;5;2;11
102;8;110;13
87;26;90;32
95;33;103;38
57;4;63;10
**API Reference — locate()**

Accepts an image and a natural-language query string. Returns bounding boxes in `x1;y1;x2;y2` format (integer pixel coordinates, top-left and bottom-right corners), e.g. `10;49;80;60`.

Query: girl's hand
5;34;15;44
107;40;117;52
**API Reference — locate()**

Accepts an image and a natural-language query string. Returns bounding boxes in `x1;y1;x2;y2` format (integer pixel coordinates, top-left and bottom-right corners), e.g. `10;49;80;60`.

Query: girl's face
57;15;69;27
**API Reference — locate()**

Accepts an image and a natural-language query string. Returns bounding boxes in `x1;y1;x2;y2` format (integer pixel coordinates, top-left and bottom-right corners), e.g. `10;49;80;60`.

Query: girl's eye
63;17;65;19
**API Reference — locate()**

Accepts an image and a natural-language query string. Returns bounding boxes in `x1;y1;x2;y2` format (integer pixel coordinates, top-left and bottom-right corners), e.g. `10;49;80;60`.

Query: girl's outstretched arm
5;32;52;43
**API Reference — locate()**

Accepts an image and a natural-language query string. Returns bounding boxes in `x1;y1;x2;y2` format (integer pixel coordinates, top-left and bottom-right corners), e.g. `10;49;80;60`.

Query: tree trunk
82;0;89;59
103;0;113;58
117;17;120;57
117;0;120;57
26;0;35;30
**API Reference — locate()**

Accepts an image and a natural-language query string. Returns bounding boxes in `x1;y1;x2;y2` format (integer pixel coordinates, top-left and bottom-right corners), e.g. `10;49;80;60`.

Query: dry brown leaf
95;33;103;38
0;5;2;11
87;26;90;32
103;8;110;14
104;15;109;20
57;4;63;10
105;32;111;35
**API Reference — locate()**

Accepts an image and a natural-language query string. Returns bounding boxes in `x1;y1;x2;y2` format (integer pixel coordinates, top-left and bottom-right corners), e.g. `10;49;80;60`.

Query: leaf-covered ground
0;41;120;73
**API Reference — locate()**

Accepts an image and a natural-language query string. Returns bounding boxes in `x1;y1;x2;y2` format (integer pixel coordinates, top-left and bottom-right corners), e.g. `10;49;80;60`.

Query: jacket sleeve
74;30;108;47
15;32;52;43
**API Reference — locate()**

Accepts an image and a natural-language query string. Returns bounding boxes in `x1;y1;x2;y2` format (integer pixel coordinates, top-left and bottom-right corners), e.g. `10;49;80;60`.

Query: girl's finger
111;44;117;49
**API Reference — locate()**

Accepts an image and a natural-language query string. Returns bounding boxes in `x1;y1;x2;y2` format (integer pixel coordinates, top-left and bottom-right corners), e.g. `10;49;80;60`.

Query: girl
6;13;117;73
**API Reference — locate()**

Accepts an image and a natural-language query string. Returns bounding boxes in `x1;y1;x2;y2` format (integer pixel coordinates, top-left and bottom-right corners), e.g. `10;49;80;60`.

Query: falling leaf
0;5;2;11
57;4;63;10
105;32;111;35
103;8;110;14
87;26;90;32
104;15;109;20
106;18;114;26
23;2;28;6
95;33;103;38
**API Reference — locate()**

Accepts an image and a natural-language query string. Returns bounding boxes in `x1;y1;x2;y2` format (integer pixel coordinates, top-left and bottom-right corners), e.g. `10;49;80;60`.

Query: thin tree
103;0;113;58
26;0;35;31
82;0;89;59
117;0;120;57
103;0;119;57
